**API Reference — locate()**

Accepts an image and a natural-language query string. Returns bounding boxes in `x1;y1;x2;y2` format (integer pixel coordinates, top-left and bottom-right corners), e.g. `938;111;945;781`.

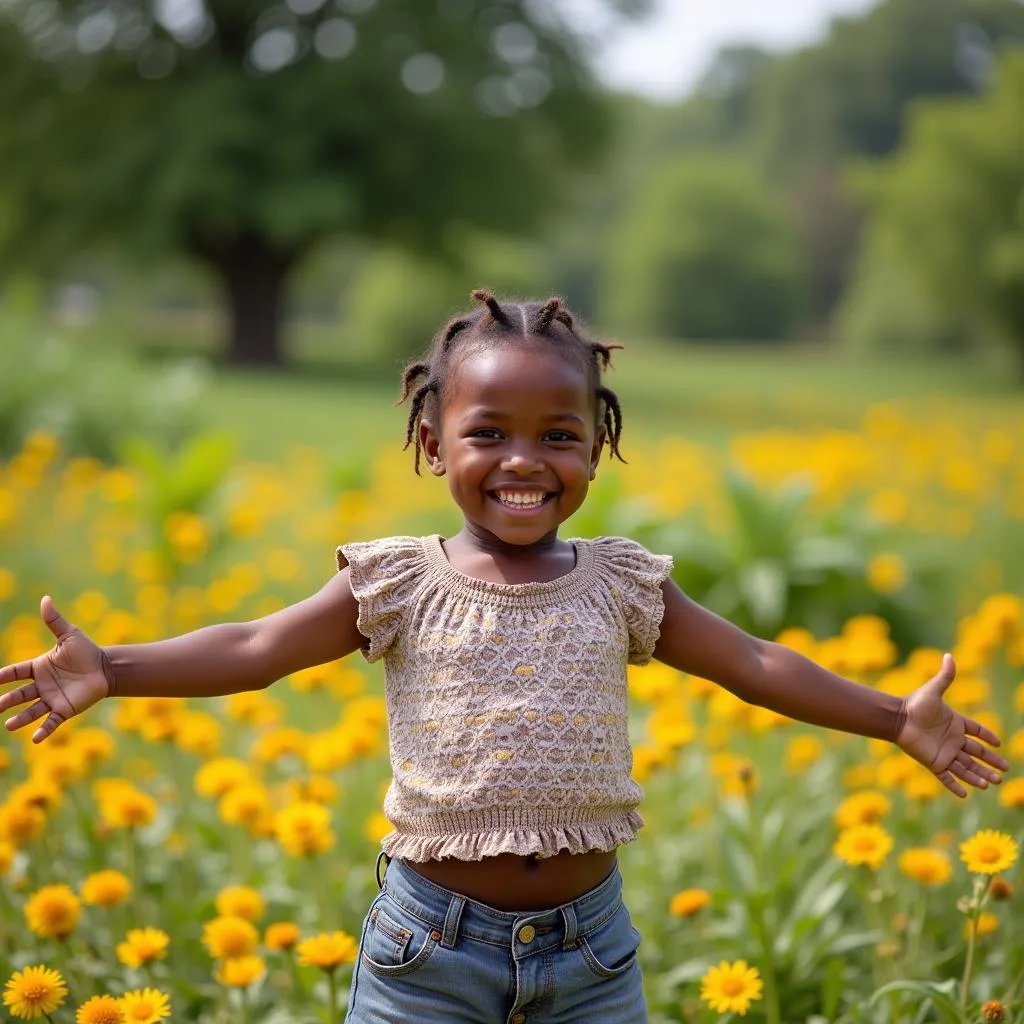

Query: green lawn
197;336;1020;462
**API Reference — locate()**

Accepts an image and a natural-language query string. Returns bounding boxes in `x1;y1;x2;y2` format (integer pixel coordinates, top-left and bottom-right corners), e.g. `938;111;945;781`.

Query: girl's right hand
0;596;113;743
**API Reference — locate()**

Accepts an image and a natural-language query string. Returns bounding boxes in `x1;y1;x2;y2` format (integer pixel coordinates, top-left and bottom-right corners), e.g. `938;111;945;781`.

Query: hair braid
530;297;562;335
597;385;624;462
403;381;437;473
471;288;509;325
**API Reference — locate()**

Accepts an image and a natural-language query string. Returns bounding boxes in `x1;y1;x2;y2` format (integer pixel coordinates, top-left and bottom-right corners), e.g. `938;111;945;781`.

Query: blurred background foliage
1;0;1023;371
0;0;1023;647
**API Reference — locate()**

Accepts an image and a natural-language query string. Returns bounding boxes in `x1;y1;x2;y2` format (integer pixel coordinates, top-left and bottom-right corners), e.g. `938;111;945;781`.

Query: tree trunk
208;237;296;367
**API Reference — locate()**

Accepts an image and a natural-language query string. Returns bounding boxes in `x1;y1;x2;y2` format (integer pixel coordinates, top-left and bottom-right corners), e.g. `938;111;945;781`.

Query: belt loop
440;894;465;950
375;851;391;891
561;903;578;951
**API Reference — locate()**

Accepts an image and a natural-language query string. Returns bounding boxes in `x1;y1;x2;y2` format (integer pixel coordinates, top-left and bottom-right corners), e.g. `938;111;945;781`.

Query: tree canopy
841;51;1024;372
0;0;632;363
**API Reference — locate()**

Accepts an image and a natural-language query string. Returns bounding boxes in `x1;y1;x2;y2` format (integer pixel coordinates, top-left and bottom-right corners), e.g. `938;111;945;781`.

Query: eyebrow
464;408;587;426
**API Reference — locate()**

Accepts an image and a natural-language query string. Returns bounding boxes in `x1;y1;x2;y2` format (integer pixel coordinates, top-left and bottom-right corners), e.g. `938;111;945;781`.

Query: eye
469;428;503;439
544;430;578;443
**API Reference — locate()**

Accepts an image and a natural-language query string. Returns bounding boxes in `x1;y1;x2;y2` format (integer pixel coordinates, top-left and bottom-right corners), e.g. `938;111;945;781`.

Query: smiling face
419;343;605;547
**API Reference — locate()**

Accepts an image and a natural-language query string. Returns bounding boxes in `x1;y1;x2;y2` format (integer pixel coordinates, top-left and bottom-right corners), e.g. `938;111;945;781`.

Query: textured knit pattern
336;534;673;862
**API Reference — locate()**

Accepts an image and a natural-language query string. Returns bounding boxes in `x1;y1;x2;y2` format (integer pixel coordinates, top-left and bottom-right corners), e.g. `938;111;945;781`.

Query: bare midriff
404;849;618;912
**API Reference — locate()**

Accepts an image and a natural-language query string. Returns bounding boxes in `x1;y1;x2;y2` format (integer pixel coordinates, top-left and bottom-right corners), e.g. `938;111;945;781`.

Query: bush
0;313;209;462
600;155;807;341
342;230;552;367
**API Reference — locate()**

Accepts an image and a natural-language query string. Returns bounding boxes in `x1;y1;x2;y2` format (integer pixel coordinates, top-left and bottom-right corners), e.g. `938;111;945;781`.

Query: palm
0;597;110;742
897;654;1009;798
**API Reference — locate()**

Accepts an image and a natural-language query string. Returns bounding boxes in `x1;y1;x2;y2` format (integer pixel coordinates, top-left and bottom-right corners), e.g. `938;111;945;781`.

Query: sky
578;0;878;99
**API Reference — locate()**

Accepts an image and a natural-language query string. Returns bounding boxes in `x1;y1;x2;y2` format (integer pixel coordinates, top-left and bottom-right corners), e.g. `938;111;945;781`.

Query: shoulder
336;535;427;575
583;535;674;583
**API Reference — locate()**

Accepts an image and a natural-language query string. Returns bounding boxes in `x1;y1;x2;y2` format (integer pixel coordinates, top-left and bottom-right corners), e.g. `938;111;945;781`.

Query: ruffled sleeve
336;536;427;662
591;536;674;666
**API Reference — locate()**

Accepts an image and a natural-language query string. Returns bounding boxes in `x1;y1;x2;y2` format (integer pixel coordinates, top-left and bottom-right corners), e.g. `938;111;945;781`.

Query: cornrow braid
397;288;627;474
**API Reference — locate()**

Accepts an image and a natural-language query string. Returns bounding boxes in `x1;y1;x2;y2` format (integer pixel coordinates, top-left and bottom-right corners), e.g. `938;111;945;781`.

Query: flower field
0;399;1023;1023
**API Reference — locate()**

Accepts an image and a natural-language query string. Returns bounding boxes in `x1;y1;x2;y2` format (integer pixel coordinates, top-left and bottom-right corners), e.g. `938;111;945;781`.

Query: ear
420;419;446;477
589;427;606;481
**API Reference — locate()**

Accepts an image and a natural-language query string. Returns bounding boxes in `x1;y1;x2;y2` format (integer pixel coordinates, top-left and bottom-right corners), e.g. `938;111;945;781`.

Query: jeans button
511;1015;527;1024
517;925;536;943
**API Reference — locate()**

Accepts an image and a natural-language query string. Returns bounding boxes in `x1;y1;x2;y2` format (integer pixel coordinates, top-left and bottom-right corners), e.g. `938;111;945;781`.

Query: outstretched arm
0;569;365;742
652;579;1009;797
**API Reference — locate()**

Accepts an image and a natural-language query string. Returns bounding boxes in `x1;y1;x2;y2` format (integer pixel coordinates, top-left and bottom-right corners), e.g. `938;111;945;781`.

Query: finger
0;682;39;714
949;758;988;790
936;769;967;799
5;700;51;733
926;652;957;695
40;595;75;642
0;659;37;687
964;717;1002;748
956;751;1002;785
962;740;1009;775
32;710;66;744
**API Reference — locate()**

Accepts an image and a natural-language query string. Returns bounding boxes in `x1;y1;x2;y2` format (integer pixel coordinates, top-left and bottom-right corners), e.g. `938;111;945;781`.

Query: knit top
336;534;674;862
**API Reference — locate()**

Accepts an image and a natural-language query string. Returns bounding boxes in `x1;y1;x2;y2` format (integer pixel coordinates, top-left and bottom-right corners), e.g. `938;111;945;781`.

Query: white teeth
496;491;547;507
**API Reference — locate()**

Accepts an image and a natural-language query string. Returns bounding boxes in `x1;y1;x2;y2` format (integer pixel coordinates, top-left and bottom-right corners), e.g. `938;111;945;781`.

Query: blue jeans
345;855;648;1023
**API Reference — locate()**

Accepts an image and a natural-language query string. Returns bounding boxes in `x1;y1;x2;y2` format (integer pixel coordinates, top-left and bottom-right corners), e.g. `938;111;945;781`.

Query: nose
500;445;544;474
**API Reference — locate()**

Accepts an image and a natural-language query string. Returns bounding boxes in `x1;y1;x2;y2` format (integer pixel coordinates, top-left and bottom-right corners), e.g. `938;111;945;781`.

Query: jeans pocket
577;902;642;979
359;896;441;979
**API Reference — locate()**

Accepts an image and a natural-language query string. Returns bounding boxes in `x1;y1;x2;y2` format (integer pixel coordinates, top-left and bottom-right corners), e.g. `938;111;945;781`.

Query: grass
193;333;1022;462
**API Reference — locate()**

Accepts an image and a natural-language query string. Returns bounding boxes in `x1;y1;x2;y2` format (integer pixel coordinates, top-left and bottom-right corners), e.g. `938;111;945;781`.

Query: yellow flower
202;916;260;960
964;912;999;938
997;777;1024;809
834;790;891;829
784;734;824;774
898;848;951;885
274;801;335;857
76;995;126;1024
81;870;132;907
115;928;170;968
218;782;273;832
365;811;393;844
700;960;764;1016
867;553;907;594
265;922;302;951
25;883;82;939
215;956;266;988
960;830;1019;875
834;825;893;870
0;838;14;875
99;786;157;830
215;886;265;922
982;999;1008;1022
4;965;68;1019
0;800;46;847
669;889;711;917
119;988;171;1023
297;931;359;971
195;757;255;799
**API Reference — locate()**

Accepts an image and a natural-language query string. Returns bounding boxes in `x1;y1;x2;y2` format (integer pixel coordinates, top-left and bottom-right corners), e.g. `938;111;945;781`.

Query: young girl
0;289;1010;1023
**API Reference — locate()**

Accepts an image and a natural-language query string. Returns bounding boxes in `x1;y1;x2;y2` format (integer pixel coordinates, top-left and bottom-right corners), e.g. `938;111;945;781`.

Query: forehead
444;344;592;414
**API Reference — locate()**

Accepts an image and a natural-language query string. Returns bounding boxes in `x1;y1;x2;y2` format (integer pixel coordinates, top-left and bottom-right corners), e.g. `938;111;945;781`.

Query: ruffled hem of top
380;811;644;863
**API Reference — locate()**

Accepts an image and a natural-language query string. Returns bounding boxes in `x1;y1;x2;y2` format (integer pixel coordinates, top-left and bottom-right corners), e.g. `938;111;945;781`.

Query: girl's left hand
897;653;1010;797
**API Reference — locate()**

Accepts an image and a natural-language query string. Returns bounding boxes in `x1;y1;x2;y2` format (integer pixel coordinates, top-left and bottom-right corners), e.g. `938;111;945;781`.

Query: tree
840;52;1024;373
600;156;806;342
0;1;640;365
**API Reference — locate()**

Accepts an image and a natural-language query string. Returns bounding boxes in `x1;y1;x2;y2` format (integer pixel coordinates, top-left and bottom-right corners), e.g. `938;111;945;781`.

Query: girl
0;289;1010;1023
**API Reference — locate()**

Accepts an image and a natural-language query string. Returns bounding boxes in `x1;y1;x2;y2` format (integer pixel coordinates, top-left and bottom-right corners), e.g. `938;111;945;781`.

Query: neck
456;519;561;557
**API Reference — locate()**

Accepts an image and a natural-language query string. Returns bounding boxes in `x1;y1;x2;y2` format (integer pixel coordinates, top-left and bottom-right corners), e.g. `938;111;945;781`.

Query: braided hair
397;289;626;474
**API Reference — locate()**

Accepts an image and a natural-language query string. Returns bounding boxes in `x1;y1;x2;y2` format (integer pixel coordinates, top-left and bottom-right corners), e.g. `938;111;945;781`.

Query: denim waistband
379;856;624;952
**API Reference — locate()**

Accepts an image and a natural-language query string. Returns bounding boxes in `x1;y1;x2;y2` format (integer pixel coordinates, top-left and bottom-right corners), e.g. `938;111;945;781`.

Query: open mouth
490;490;553;512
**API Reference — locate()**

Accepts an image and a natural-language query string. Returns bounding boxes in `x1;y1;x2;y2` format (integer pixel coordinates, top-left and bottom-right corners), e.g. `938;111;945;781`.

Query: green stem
961;877;986;1012
745;797;781;1024
327;969;338;1024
